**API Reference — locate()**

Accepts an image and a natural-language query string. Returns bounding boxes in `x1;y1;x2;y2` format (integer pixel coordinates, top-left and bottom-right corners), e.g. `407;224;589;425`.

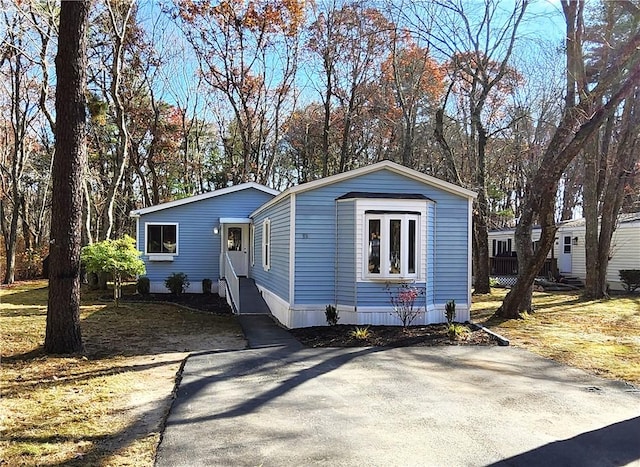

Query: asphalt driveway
156;344;640;466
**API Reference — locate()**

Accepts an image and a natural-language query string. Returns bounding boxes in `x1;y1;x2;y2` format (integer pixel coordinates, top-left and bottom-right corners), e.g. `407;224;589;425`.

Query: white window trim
144;222;179;256
250;223;255;267
354;199;428;282
262;218;271;271
364;213;420;280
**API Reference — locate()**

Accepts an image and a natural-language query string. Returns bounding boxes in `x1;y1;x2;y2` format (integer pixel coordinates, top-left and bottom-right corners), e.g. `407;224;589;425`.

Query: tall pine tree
45;0;91;354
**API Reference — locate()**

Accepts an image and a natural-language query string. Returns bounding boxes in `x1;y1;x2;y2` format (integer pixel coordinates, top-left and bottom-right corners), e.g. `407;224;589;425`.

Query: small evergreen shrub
137;276;150;295
325;305;340;326
619;270;640;293
202;278;212;295
445;300;456;325
165;272;190;295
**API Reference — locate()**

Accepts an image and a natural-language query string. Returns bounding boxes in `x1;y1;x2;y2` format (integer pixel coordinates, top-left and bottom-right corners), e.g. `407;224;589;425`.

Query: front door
225;224;249;276
559;234;572;274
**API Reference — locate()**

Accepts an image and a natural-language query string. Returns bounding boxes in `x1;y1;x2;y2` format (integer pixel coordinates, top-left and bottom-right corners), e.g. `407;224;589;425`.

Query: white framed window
262;218;271;271
365;213;419;279
250;223;255;266
145;223;178;255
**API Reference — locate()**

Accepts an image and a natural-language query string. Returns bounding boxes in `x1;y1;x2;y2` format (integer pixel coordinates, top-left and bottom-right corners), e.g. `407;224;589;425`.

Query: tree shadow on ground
487;416;640;467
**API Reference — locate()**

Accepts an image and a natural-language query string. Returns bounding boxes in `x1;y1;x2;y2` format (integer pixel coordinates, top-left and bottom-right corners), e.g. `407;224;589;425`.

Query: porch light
572;237;578;245
213;226;220;235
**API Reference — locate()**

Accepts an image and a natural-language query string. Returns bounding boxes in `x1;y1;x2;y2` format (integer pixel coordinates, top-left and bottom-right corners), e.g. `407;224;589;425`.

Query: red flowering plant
386;283;426;329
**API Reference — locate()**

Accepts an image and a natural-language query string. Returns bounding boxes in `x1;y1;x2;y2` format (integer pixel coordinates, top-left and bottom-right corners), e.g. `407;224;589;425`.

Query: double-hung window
146;223;178;255
366;212;419;279
262;219;271;271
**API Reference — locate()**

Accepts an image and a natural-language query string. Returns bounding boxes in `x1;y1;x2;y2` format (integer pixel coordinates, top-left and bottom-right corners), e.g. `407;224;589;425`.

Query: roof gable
130;182;279;217
252;160;477;217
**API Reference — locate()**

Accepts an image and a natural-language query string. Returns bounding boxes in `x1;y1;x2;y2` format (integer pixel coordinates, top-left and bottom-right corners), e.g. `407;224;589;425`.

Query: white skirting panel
253;284;470;328
255;284;292;327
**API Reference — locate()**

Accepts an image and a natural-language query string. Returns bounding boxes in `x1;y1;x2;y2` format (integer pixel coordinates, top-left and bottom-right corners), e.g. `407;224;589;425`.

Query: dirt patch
290;323;500;348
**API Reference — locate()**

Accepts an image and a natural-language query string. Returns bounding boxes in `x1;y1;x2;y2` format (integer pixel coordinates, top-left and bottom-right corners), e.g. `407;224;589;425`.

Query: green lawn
0;280;245;466
472;288;640;386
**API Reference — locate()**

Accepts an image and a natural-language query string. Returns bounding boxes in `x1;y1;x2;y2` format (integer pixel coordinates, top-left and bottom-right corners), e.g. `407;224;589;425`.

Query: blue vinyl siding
138;188;275;287
295;168;469;305
251;197;290;302
336;200;356;307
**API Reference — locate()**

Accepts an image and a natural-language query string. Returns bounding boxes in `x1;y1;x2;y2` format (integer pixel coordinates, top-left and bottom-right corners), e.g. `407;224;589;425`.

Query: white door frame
559;233;573;274
223;223;249;277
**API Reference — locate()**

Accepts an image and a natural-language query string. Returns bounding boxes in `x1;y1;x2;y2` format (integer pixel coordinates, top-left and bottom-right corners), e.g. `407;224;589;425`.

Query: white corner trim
467;197;473;308
289;193;296;306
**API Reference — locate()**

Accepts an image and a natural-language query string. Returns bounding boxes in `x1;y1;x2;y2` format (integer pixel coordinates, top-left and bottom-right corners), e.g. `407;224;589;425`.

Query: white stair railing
224;253;240;314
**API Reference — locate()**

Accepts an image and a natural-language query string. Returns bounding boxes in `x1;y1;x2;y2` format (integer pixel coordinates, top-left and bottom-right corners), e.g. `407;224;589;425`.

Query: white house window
366;213;419;279
262;218;271;271
492;239;512;257
146;223;178;254
250;224;255;266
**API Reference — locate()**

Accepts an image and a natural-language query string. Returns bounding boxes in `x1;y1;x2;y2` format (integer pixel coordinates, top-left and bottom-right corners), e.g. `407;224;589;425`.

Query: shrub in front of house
202;278;212;295
619;270;640;292
165;272;190;295
137;277;150;295
325;304;340;326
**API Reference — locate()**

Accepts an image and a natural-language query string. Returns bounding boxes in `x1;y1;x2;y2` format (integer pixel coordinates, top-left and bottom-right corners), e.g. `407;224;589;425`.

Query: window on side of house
366;213;419;279
493;239;512;257
262;218;271;271
250;224;255;266
146;223;178;254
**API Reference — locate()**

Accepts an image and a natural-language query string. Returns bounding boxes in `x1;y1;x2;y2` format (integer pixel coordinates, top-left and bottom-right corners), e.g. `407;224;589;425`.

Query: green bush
325;304;340;326
165;272;190;295
619;270;640;292
202;278;212;295
137;277;150;295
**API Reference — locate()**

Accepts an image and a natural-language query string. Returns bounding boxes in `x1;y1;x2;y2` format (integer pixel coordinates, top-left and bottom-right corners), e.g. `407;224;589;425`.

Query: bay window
366;212;419;279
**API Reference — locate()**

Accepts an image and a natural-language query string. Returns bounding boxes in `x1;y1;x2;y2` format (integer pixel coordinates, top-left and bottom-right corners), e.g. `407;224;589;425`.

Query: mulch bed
290;323;500;348
120;293;499;347
121;293;233;314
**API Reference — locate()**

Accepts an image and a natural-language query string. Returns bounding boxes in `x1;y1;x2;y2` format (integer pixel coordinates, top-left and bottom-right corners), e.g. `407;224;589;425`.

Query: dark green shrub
325;304;340;326
445;300;456;325
619;270;640;292
202;278;212;295
137;276;150;295
165;272;190;295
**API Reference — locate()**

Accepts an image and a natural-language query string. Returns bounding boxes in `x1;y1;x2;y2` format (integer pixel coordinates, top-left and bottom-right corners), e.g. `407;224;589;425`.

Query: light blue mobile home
250;161;477;328
131;161;477;328
130;183;278;293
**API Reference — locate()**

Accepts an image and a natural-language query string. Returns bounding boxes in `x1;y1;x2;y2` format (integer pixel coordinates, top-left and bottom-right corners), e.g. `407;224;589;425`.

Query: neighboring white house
555;212;640;290
488;212;640;290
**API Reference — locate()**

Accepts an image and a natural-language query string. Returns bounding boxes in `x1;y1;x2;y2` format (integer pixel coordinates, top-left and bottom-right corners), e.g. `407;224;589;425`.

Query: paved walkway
156;316;640;467
236;314;302;349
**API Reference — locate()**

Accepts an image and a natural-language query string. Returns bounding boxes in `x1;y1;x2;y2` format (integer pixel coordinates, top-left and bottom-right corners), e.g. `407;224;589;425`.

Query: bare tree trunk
45;0;90;354
588;92;640;298
101;0;134;240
